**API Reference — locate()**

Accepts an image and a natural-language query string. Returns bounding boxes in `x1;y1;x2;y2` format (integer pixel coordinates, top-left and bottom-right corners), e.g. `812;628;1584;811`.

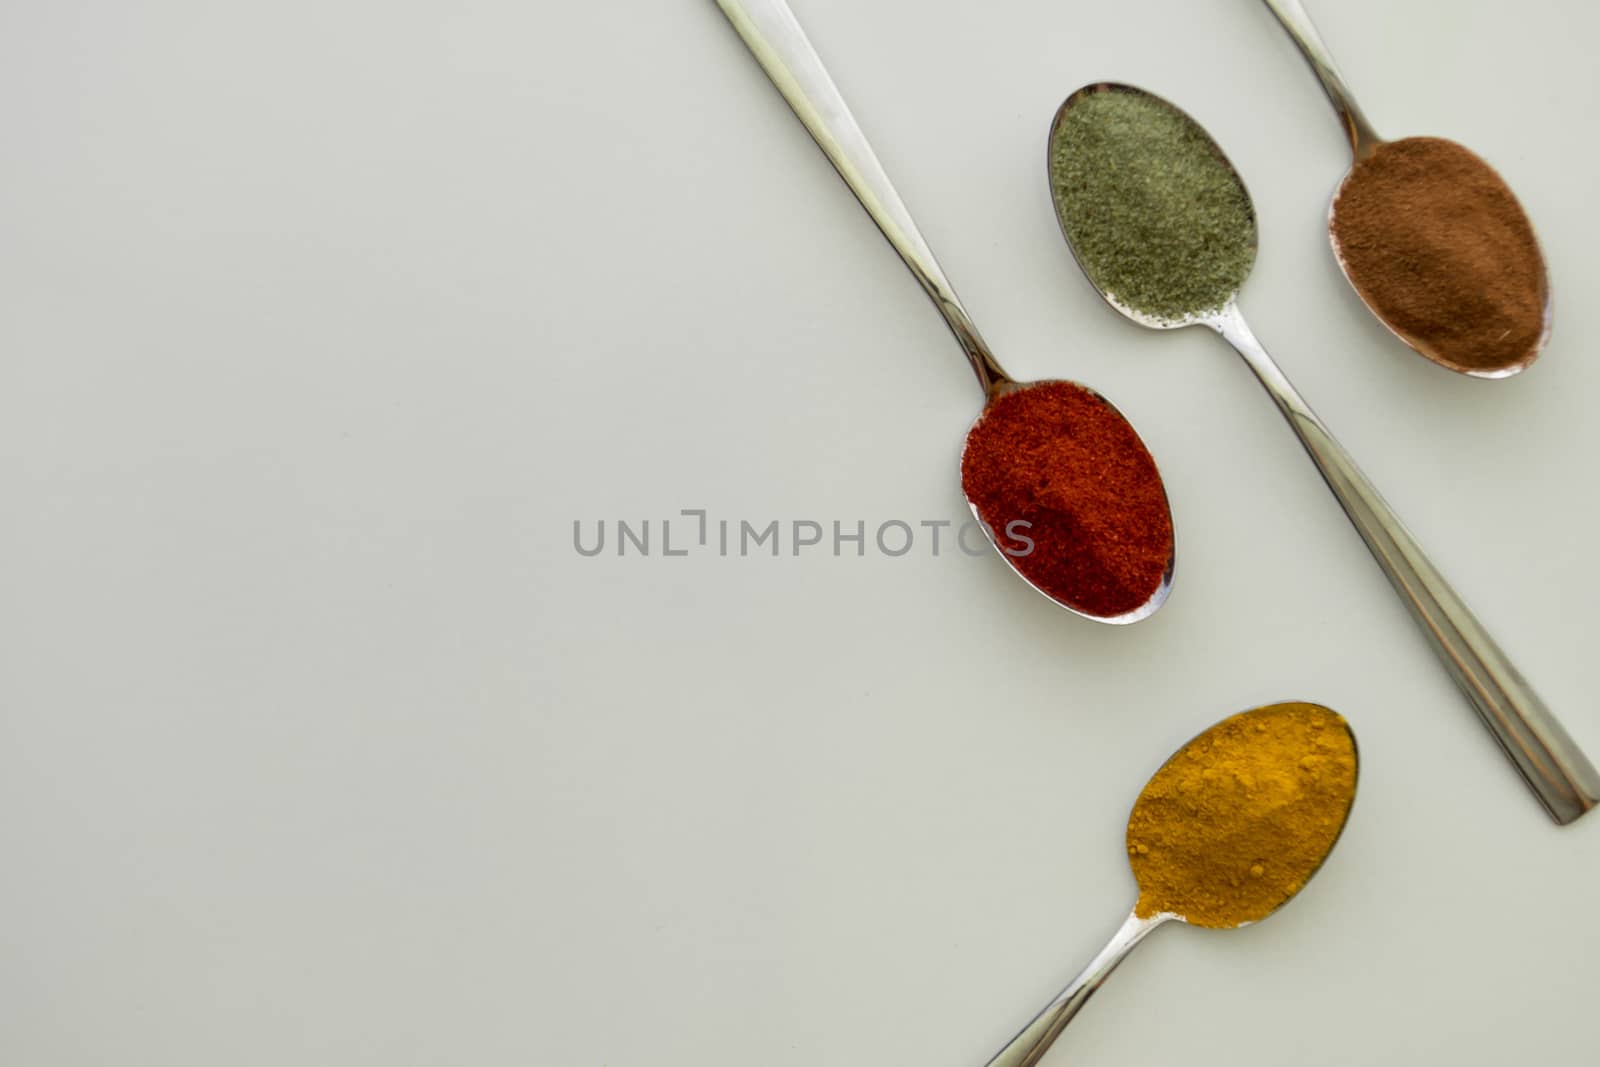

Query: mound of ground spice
1330;137;1547;373
1126;702;1357;929
960;381;1172;619
1049;87;1257;322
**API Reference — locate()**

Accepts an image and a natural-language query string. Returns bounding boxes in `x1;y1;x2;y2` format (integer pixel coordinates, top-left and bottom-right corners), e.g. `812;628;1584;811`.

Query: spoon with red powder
1262;0;1551;377
712;0;1175;622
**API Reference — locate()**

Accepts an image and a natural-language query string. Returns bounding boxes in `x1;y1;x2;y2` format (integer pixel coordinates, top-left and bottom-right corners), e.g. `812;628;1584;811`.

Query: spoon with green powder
710;0;1176;623
1047;83;1599;824
984;701;1358;1067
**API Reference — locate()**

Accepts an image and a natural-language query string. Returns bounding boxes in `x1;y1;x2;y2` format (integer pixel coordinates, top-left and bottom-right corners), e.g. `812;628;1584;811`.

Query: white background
3;1;1598;1064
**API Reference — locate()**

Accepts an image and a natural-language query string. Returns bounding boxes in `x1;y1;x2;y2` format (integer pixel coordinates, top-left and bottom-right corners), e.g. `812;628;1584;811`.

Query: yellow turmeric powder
1126;702;1358;928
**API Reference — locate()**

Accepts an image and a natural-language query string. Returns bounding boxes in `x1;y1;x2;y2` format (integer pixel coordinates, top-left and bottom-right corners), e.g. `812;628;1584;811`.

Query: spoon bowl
962;377;1175;623
715;0;1175;623
1324;139;1553;379
1048;82;1259;331
982;702;1358;1067
1126;702;1358;929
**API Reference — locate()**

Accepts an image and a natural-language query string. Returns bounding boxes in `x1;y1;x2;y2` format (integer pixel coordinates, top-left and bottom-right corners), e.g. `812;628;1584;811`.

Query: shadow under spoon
1261;0;1550;377
1047;83;1598;823
711;0;1174;623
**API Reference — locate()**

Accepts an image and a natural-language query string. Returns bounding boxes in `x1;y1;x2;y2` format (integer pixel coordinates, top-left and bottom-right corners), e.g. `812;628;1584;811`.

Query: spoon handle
1215;307;1600;825
983;911;1164;1067
711;0;1010;394
1259;0;1382;155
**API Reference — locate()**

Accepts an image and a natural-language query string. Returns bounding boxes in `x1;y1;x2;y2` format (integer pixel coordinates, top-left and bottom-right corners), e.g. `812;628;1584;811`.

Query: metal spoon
711;0;1174;623
1048;83;1598;824
984;701;1359;1067
1261;0;1551;377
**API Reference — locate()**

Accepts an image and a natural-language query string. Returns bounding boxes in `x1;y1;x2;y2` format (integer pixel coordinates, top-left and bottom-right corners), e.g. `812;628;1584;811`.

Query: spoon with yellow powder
983;702;1358;1067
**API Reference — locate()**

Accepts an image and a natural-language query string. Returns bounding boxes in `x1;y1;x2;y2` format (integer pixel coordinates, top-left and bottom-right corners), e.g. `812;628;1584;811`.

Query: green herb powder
1049;89;1256;321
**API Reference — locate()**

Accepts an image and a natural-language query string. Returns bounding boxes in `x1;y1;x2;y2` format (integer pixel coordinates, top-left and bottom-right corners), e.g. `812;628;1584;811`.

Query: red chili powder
960;381;1173;618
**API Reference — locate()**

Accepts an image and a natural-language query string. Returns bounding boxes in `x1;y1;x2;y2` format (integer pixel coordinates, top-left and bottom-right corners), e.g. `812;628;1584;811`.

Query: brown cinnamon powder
1330;137;1547;373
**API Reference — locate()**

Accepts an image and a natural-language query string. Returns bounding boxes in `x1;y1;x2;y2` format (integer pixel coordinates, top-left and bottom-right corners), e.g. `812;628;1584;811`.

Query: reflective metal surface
1215;303;1595;822
712;0;1174;623
1049;83;1599;824
1261;0;1381;157
983;912;1168;1067
713;0;1009;395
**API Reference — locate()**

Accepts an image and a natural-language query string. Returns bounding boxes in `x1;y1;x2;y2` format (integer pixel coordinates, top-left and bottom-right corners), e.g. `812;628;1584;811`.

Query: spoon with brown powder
1260;0;1551;377
982;702;1359;1067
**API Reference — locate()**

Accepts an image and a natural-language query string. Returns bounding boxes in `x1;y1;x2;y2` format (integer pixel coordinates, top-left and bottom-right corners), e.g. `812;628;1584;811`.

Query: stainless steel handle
1216;306;1600;824
983;912;1164;1067
712;0;1010;393
1259;0;1381;154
